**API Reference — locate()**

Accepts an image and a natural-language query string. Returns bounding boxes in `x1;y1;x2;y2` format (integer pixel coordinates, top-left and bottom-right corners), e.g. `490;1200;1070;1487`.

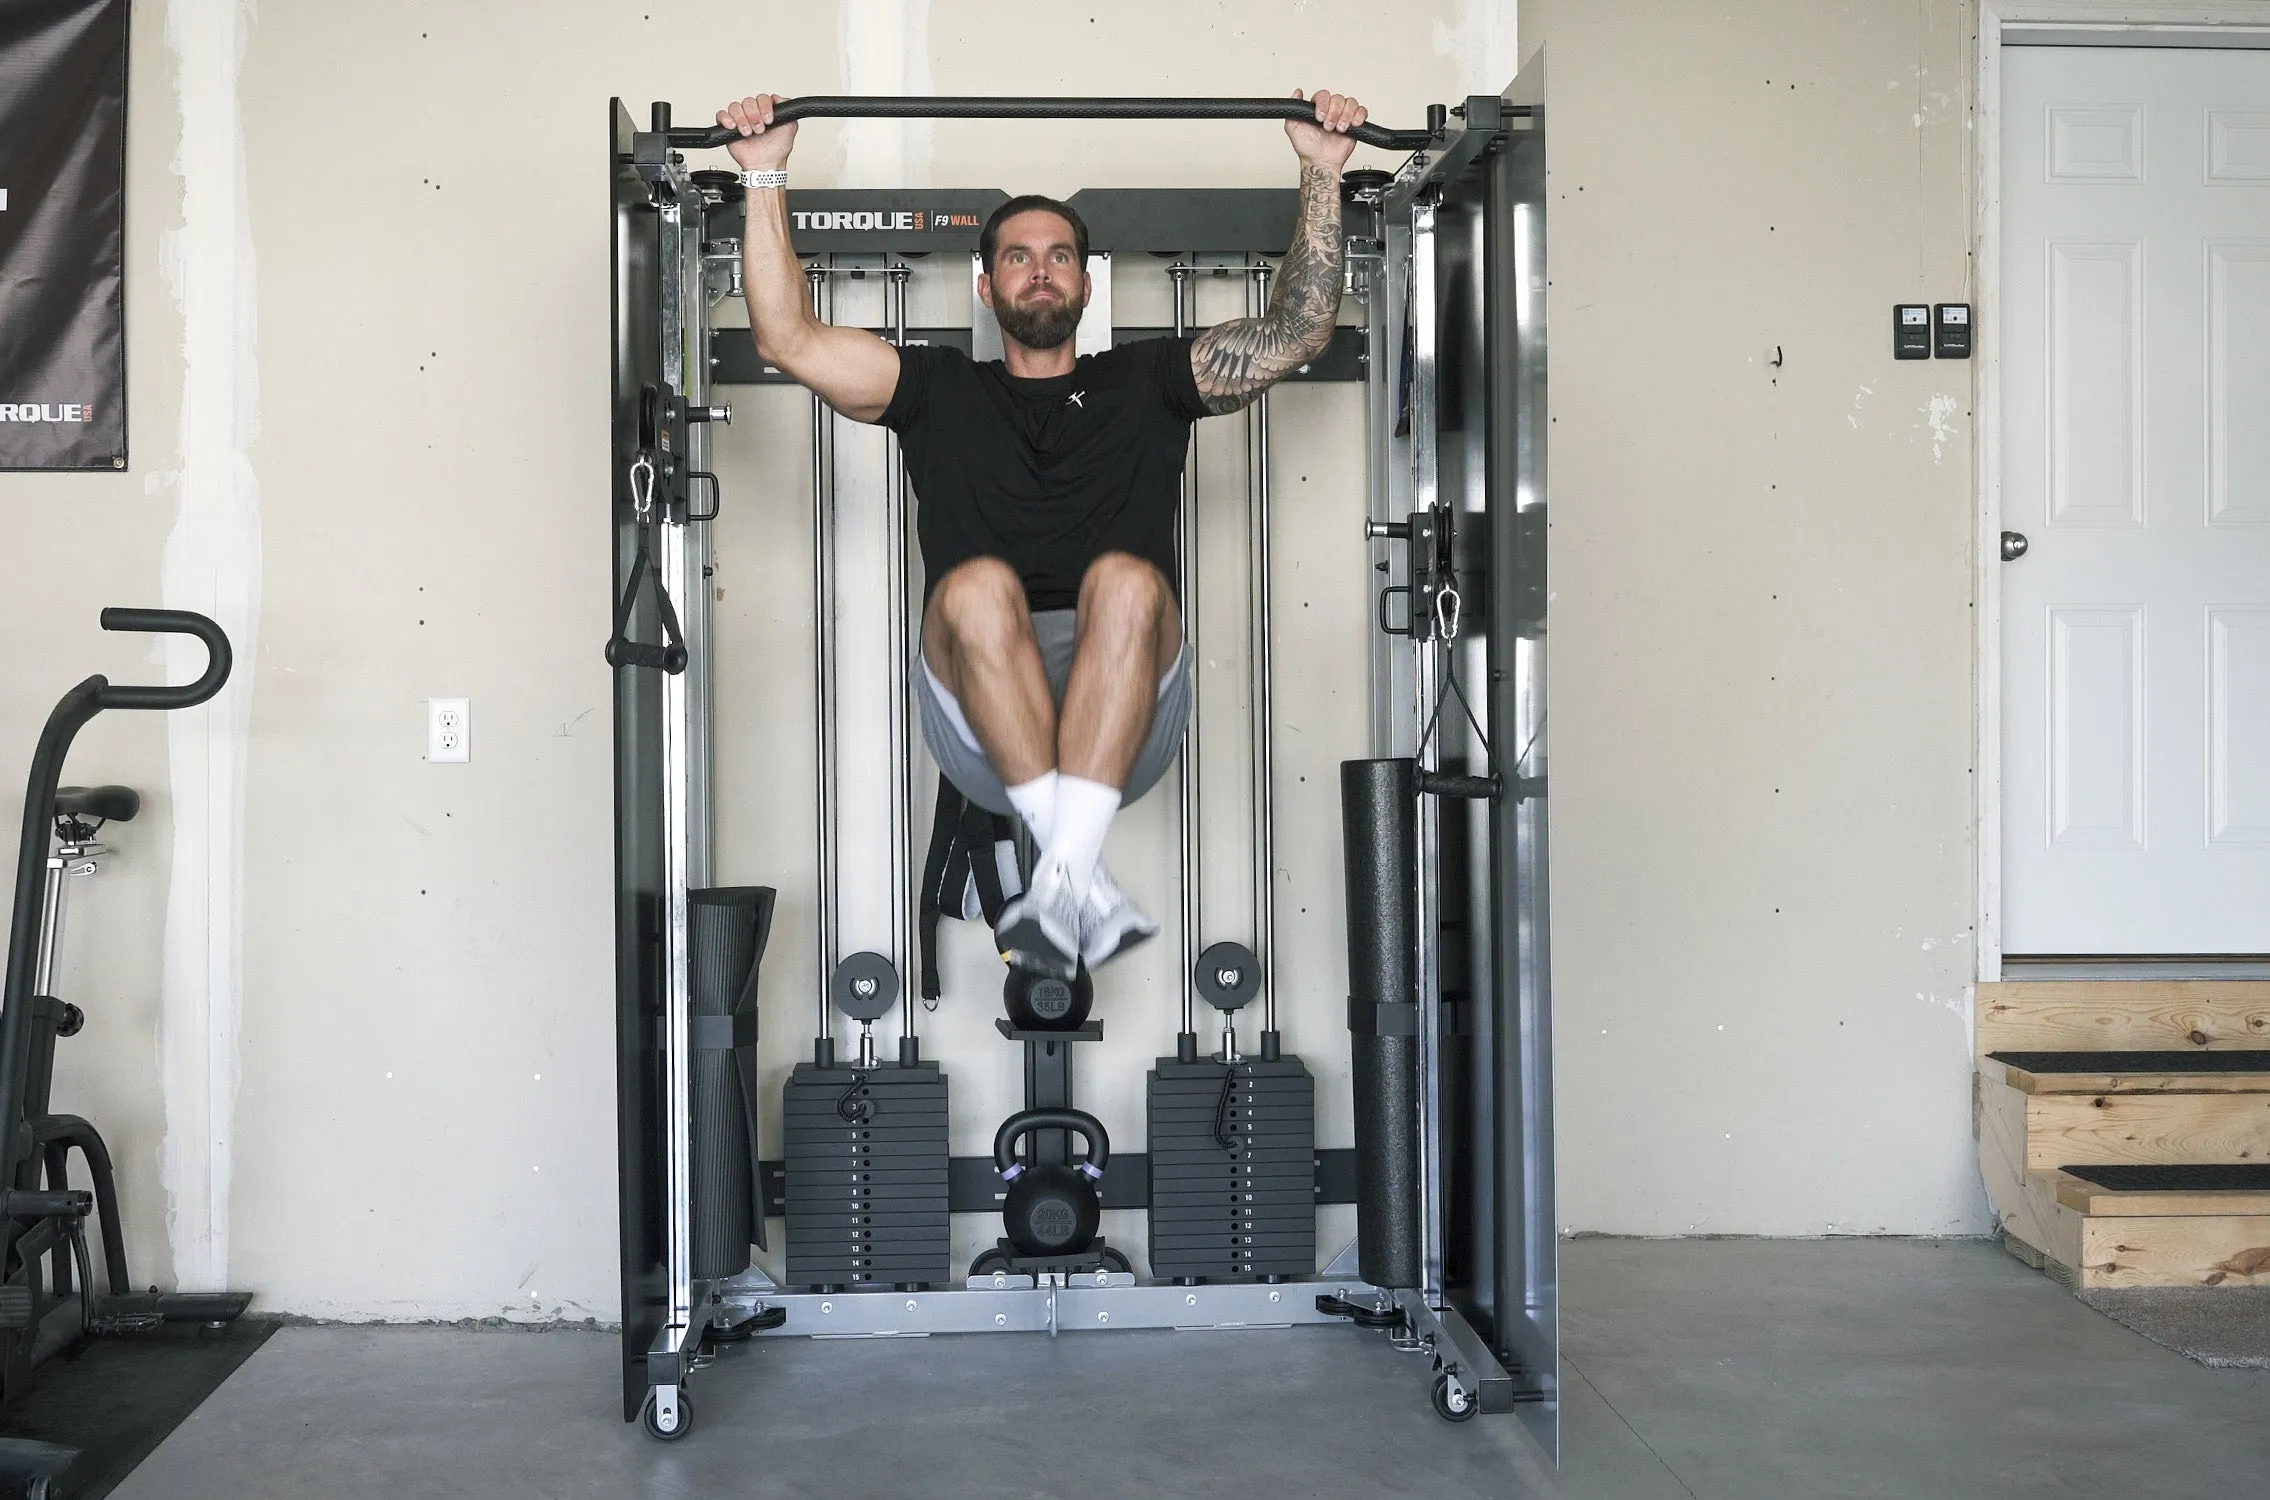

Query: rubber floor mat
0;1317;275;1499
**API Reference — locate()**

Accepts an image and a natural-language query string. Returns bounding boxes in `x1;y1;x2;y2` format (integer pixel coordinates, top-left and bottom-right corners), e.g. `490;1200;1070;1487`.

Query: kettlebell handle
994;1108;1110;1182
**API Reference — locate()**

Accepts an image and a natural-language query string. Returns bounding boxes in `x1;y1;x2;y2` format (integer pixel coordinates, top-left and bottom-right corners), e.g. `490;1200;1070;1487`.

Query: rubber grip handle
95;609;232;711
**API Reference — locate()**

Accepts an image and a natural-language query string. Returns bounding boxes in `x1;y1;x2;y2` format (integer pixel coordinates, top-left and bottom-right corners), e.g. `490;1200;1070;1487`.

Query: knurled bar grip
670;96;1435;151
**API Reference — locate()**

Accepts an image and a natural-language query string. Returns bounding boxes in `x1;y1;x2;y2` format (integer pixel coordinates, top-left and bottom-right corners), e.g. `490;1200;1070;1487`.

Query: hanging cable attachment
605;451;689;674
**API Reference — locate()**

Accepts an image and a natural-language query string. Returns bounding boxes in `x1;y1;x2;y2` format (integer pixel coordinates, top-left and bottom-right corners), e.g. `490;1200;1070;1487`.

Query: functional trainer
607;80;1556;1451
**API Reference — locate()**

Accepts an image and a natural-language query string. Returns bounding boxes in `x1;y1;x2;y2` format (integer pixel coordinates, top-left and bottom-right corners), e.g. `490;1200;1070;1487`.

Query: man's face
981;210;1089;352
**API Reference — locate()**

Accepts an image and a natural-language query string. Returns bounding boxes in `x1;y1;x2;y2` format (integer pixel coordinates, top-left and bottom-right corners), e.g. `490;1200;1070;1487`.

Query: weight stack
689;886;774;1281
1341;759;1422;1290
1146;1056;1315;1281
781;1062;950;1289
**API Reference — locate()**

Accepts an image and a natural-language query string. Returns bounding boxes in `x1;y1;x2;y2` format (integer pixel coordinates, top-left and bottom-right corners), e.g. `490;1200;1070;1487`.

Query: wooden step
1985;1049;2270;1095
2012;1172;2270;1289
1978;980;2270;1055
2054;1164;2270;1216
1980;1074;2270;1287
1980;1072;2270;1171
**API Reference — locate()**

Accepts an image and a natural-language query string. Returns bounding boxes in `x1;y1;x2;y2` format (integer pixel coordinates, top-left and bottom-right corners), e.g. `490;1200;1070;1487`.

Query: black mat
2063;1163;2270;1192
0;1318;275;1499
1988;1049;2270;1074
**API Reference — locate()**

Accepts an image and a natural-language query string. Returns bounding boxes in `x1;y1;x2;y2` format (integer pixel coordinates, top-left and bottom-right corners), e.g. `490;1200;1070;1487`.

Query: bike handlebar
95;609;233;711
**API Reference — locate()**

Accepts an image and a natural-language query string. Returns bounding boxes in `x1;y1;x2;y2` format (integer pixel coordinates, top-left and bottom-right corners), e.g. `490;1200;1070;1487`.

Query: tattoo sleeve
1188;164;1344;416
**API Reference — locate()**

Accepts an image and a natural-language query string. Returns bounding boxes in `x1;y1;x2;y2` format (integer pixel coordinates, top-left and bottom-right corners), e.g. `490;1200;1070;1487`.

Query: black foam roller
689;886;774;1281
1341;760;1421;1290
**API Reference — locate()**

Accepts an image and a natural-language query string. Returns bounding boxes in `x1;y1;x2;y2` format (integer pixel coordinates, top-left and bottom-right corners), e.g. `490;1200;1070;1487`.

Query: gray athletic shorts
917;608;1193;816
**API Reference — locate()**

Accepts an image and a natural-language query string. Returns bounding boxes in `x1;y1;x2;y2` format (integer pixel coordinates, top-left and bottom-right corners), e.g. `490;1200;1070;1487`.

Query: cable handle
93;610;232;711
670;95;1437;151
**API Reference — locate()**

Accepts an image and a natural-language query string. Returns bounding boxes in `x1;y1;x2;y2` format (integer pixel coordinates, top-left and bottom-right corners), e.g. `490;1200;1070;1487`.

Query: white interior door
2003;44;2270;956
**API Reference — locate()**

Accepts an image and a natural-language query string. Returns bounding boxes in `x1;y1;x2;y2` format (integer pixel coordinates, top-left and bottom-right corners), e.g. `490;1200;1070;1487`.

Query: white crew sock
1005;770;1059;846
1045;775;1121;903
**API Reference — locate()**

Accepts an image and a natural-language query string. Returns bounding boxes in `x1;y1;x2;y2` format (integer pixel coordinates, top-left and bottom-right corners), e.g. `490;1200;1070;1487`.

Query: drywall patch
839;0;933;189
1431;0;1519;99
150;0;261;1293
1922;393;1960;463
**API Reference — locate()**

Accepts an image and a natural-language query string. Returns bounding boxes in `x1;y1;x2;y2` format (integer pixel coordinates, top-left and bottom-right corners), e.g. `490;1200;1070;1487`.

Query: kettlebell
1002;961;1094;1031
993;1109;1109;1258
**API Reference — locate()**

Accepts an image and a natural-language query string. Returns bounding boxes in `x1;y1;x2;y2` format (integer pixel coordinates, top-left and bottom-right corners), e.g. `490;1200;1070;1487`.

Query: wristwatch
738;169;789;190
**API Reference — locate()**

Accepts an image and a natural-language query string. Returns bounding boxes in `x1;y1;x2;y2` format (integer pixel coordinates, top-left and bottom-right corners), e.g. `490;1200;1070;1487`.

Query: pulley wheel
1194;941;1261;1013
830;951;899;1023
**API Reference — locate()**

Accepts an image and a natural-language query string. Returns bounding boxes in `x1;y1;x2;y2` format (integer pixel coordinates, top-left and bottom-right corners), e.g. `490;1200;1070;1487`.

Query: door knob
2001;531;2029;562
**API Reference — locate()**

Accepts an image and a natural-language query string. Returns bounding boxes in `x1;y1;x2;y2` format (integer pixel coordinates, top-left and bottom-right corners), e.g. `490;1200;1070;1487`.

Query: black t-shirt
880;336;1212;612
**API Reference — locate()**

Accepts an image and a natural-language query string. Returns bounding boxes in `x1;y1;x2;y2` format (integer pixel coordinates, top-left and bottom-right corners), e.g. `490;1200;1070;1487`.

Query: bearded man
716;87;1368;979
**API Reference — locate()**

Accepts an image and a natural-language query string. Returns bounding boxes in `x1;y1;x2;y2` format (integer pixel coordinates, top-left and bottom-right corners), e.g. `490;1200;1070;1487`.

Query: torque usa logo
790;210;983;232
0;403;92;423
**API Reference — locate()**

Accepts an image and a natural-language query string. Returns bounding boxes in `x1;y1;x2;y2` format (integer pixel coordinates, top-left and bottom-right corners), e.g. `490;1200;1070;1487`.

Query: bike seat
54;786;140;824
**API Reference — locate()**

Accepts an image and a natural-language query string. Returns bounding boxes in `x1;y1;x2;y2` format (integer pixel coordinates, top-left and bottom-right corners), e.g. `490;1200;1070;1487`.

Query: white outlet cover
427;698;470;763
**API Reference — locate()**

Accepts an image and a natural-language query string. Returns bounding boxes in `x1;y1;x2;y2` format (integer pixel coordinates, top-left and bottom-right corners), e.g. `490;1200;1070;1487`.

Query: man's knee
1078;552;1168;620
932;557;1027;642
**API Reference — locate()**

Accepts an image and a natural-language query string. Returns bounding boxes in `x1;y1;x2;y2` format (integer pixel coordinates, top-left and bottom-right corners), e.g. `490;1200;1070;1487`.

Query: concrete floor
115;1238;2270;1500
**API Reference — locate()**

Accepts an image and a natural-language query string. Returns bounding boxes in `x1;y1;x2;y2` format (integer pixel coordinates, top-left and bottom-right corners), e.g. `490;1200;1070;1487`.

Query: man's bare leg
1022;553;1177;970
939;552;1178;975
921;557;1055;787
922;557;1086;971
1059;551;1181;786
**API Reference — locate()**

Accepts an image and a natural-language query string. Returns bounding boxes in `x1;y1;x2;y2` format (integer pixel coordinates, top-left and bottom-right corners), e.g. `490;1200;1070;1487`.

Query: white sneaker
1080;862;1158;972
995;859;1082;978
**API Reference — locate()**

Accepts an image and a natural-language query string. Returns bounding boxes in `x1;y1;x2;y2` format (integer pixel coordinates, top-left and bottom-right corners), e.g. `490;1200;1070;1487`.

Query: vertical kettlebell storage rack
609;69;1555;1454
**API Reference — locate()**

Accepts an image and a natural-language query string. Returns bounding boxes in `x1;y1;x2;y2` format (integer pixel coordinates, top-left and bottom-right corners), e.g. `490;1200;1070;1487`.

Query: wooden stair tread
1987;1049;2270;1094
2065;1163;2270;1192
2051;1165;2270;1222
1992;1050;2270;1074
1978;981;2270;1055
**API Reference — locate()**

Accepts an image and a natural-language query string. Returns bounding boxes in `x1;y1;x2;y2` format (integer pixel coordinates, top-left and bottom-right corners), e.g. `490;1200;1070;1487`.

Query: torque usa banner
0;0;127;471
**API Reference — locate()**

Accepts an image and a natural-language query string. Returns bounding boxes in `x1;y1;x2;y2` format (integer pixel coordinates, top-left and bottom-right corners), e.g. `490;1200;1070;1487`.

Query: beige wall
1521;0;1988;1233
0;0;1513;1320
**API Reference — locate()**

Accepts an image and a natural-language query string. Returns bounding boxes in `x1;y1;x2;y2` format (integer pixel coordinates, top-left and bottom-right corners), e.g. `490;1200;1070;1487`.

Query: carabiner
630;453;656;521
1435;584;1462;641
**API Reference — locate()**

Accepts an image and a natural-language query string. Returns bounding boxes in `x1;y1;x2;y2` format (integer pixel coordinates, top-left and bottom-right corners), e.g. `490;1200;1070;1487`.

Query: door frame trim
1974;1;2270;985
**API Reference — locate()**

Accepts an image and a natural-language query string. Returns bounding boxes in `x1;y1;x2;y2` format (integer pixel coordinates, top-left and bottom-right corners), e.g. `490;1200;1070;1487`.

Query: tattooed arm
1189;89;1369;416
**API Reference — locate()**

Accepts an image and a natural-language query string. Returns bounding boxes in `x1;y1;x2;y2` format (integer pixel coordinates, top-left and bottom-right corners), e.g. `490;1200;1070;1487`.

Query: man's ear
976;271;997;311
1079;270;1092;308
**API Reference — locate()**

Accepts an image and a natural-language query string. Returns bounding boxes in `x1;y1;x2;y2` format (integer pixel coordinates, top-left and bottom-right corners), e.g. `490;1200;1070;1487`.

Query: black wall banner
0;0;128;472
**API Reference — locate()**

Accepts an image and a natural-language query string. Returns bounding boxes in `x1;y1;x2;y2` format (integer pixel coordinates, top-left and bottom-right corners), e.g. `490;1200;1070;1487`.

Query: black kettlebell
1003;961;1094;1031
994;1109;1109;1258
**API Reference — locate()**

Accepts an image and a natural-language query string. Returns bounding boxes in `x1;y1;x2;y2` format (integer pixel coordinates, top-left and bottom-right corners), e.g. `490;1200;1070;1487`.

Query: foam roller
1340;760;1421;1290
689;886;775;1280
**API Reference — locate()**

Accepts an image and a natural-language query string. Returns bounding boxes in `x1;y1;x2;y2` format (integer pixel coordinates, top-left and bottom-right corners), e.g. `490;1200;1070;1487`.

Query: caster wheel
1100;1247;1133;1275
1431;1373;1477;1423
969;1249;1012;1279
642;1390;694;1441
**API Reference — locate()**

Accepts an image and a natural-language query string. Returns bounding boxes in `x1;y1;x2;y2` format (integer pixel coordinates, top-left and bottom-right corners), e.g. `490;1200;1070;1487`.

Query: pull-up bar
663;96;1440;152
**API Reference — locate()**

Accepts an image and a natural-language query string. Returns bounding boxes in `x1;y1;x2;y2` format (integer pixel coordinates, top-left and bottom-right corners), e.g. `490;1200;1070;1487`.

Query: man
716;88;1367;979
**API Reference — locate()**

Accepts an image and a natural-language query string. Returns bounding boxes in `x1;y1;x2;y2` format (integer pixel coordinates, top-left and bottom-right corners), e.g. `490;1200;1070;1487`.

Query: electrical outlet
427;698;470;763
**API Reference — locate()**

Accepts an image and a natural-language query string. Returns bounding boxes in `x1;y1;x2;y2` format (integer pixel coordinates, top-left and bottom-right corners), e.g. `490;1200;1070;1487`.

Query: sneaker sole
996;910;1078;978
1084;920;1157;973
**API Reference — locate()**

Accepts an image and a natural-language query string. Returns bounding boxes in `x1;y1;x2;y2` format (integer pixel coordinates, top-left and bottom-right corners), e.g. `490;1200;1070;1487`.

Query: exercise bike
0;610;251;1495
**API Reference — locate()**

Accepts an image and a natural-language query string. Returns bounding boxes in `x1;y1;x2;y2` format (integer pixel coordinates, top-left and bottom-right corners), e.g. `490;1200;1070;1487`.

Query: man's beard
995;289;1082;351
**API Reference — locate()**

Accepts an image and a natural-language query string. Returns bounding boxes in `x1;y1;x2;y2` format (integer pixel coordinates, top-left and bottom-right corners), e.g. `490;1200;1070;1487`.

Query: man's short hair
979;195;1090;279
